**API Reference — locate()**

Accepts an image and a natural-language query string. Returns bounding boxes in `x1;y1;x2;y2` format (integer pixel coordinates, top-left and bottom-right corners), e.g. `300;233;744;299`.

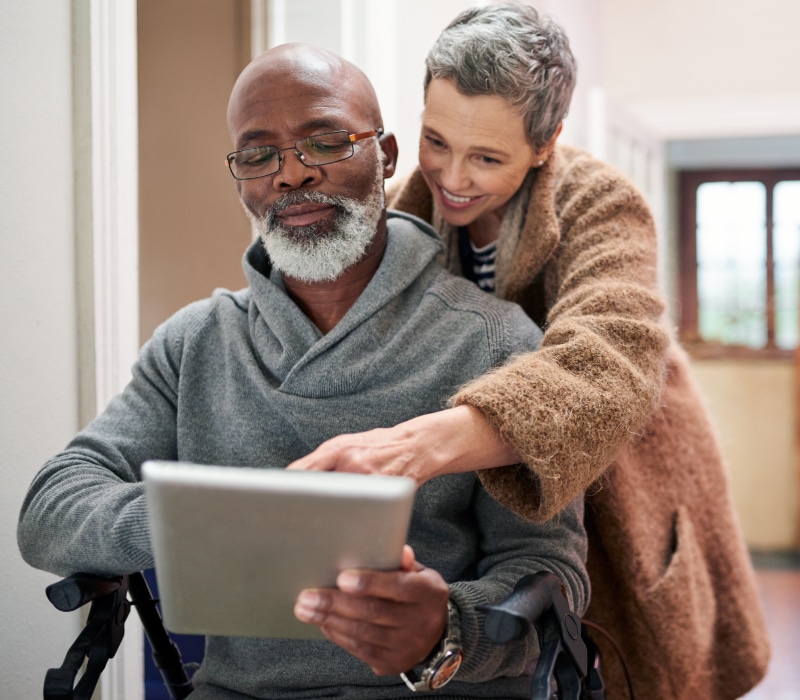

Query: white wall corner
89;0;143;696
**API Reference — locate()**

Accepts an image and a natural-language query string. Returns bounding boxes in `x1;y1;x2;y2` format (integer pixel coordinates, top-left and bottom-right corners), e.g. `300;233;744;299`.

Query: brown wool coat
387;144;771;699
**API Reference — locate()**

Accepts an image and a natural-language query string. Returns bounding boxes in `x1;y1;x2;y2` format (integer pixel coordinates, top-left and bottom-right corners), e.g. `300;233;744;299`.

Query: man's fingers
295;588;404;627
400;544;419;572
336;566;445;603
309;614;427;676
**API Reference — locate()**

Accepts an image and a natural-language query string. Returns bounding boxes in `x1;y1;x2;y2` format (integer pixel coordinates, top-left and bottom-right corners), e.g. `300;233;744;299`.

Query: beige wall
692;359;797;549
138;0;252;341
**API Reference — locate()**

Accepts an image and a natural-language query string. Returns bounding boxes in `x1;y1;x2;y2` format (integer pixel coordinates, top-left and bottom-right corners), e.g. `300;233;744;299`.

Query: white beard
247;153;385;283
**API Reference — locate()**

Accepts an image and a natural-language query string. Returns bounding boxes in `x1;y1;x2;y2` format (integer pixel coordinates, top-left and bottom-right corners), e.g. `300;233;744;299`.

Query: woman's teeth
441;187;475;204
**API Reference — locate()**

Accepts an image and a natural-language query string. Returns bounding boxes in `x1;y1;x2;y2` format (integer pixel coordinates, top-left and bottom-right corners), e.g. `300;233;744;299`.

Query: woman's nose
439;159;470;193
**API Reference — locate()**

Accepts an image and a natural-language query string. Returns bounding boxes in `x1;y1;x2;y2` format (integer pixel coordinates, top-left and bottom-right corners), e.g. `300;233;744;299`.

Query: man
18;44;588;699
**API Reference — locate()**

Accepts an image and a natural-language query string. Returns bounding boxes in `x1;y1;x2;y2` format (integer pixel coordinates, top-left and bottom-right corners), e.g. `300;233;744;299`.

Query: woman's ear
536;122;563;164
379;131;399;179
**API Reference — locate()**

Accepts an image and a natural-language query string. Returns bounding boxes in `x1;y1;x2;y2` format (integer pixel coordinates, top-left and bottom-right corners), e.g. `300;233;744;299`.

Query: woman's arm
298;157;669;523
454;151;670;521
287;404;521;483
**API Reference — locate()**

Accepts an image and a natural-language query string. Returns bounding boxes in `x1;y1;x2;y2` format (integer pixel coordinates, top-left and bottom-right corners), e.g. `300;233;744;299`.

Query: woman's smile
437;183;484;208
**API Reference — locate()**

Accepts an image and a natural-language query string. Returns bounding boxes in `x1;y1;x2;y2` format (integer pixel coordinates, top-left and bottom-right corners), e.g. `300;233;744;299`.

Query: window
678;168;800;357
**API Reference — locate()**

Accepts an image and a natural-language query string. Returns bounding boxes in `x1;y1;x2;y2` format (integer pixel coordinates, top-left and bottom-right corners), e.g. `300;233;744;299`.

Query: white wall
0;0;81;696
602;0;800;138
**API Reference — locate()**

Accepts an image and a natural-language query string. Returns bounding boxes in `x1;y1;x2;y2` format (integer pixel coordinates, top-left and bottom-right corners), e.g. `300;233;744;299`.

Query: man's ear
379;131;399;179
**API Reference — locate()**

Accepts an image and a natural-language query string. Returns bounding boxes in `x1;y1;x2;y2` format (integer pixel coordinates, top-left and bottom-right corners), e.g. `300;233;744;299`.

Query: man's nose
273;149;320;190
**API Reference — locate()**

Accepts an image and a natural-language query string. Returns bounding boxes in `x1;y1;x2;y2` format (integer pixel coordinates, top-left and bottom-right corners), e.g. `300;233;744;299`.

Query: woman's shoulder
551;143;653;218
554;143;633;185
553;143;644;194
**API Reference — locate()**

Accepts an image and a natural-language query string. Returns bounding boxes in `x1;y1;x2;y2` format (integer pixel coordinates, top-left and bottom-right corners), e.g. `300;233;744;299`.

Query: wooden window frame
678;167;800;360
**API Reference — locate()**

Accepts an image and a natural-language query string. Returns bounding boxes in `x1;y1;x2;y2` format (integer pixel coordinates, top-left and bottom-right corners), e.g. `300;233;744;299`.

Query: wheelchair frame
42;570;616;700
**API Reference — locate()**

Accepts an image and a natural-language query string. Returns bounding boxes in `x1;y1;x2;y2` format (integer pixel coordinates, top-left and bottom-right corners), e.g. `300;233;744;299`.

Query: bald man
19;44;589;699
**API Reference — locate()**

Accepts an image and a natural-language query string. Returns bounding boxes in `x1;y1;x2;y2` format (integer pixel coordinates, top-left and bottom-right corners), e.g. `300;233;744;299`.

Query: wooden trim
797;341;800;546
765;184;776;347
684;343;794;361
677;167;800;356
677;171;700;341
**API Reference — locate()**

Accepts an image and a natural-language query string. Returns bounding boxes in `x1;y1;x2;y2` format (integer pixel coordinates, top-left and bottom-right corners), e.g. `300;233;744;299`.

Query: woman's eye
424;135;446;150
477;155;501;165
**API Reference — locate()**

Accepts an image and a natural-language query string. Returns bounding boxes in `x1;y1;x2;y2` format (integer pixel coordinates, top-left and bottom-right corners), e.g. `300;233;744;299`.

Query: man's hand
294;545;451;675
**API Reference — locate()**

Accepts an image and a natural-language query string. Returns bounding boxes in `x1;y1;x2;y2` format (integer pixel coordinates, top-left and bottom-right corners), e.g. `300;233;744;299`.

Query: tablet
142;460;416;639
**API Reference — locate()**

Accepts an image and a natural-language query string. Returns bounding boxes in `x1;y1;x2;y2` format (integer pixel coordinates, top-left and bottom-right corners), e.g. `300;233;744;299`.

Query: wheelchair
42;569;631;700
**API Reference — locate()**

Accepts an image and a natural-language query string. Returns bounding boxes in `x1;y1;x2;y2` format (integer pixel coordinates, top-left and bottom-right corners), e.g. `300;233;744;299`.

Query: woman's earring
536;159;545;167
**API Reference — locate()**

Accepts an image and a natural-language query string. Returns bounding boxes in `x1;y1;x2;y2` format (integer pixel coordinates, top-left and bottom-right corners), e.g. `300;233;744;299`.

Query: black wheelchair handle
479;571;564;644
46;573;125;612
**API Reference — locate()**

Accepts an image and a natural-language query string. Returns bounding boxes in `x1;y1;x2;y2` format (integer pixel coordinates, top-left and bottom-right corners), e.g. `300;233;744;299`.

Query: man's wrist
400;599;463;692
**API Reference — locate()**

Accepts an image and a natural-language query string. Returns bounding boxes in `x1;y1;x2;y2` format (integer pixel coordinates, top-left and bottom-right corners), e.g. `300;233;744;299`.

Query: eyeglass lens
229;131;355;179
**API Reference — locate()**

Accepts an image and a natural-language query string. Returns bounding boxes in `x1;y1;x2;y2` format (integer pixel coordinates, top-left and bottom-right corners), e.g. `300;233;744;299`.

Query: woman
290;5;770;698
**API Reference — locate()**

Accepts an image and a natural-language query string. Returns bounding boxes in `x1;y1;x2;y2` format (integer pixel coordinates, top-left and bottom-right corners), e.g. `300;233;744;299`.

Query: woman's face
419;78;541;229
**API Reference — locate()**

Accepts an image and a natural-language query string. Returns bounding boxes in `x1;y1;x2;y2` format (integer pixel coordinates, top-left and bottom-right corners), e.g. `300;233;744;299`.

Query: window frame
678;167;800;360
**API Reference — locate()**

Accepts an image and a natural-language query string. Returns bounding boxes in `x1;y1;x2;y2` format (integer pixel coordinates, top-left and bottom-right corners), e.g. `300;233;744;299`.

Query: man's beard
246;155;385;283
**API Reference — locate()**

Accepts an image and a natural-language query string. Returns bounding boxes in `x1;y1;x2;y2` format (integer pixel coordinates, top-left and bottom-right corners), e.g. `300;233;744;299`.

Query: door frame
76;1;142;697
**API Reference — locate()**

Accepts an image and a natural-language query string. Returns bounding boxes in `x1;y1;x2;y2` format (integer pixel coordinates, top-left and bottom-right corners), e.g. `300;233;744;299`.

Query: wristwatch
400;599;463;692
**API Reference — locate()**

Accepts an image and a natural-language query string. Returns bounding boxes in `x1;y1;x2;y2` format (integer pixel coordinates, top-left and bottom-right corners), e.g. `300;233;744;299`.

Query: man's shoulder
149;288;249;350
423;273;527;320
384;210;538;334
386;209;441;243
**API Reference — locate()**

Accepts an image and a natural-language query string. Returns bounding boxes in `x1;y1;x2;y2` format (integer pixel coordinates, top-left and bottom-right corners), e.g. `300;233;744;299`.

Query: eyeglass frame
225;128;384;181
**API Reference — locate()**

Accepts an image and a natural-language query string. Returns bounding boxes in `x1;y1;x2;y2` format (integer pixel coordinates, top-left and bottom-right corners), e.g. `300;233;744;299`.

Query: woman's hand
294;545;450;675
286;405;521;485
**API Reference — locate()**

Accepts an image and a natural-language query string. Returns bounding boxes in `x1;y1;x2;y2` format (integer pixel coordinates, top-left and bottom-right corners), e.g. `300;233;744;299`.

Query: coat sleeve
451;153;670;522
16;304;205;577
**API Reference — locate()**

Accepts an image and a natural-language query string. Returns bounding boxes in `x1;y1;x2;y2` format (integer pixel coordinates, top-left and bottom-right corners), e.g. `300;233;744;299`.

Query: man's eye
305;137;350;155
243;148;277;166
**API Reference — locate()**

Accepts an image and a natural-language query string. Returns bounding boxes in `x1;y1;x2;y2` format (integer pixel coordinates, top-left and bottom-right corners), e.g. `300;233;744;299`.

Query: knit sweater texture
387;146;771;700
18;213;589;699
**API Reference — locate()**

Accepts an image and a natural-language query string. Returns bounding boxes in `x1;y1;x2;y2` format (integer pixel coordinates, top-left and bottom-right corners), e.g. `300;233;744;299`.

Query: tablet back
142;461;416;639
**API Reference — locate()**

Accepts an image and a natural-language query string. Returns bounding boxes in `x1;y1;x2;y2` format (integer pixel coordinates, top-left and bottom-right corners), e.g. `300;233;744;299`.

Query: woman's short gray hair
424;3;577;151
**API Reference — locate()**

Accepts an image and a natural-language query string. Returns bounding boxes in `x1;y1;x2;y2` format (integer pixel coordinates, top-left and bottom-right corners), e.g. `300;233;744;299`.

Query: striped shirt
458;227;497;293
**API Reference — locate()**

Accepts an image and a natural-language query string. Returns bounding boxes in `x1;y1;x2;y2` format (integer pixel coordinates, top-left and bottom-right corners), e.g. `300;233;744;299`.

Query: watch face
429;649;463;690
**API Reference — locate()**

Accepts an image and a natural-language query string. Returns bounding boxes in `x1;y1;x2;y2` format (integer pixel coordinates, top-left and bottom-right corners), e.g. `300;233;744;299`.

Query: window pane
696;182;767;347
774;180;800;350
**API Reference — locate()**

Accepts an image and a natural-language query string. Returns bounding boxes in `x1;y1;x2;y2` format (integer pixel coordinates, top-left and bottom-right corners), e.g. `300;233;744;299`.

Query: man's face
248;157;386;282
228;55;390;281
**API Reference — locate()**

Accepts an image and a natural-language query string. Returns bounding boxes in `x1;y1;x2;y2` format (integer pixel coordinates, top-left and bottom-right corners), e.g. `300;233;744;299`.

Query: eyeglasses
226;129;383;180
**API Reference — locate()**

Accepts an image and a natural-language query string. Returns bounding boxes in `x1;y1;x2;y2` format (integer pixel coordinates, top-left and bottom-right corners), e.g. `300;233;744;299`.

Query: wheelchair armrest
44;573;131;700
43;572;193;700
46;572;125;612
480;571;603;700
